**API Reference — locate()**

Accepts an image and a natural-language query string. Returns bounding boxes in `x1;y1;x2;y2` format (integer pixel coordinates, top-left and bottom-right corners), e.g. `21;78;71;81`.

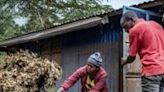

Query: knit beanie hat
87;52;103;67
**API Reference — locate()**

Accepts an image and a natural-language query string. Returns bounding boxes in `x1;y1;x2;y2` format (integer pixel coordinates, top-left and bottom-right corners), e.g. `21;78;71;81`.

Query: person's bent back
57;52;108;92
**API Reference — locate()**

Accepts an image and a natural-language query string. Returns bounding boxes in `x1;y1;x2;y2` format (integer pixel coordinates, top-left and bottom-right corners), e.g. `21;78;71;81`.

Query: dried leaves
0;50;62;92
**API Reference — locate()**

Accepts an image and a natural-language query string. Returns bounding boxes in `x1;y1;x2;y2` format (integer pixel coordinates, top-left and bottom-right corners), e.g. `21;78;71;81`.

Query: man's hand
57;87;64;92
121;56;136;66
121;57;127;66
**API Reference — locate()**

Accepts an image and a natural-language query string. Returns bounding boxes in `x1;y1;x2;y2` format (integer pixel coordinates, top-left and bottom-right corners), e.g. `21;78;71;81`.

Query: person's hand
121;57;127;66
57;87;64;92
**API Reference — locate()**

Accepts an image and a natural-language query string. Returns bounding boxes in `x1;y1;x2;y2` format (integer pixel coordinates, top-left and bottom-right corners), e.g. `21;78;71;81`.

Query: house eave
0;17;103;47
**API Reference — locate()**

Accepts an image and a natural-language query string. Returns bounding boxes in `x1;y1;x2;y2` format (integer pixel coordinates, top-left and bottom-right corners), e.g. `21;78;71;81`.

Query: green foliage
56;0;112;22
0;7;16;41
0;51;7;64
0;0;113;40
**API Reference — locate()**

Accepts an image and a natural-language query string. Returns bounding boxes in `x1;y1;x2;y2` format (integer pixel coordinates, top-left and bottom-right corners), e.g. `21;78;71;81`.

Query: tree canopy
0;0;113;41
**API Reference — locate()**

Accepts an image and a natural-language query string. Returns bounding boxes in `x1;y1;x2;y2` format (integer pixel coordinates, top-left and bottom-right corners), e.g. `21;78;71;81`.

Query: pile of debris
0;50;62;92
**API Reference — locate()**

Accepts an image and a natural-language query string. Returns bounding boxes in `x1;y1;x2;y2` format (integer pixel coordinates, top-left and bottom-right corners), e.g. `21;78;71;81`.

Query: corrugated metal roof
3;0;163;36
47;0;162;26
16;0;164;32
0;0;163;47
0;17;104;47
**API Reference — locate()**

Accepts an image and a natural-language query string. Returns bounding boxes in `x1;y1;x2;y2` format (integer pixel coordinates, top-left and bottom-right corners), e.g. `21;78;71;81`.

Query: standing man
57;52;108;92
120;11;164;92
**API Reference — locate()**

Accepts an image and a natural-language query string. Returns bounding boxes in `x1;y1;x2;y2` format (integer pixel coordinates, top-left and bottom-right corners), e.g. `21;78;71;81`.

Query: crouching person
57;52;108;92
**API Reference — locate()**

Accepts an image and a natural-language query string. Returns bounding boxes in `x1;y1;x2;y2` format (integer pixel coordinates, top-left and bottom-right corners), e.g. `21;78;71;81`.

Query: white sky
14;17;28;26
102;0;153;9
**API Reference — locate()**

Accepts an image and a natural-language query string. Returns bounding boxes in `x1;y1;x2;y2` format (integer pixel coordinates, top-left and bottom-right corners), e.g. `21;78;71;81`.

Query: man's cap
87;52;103;67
